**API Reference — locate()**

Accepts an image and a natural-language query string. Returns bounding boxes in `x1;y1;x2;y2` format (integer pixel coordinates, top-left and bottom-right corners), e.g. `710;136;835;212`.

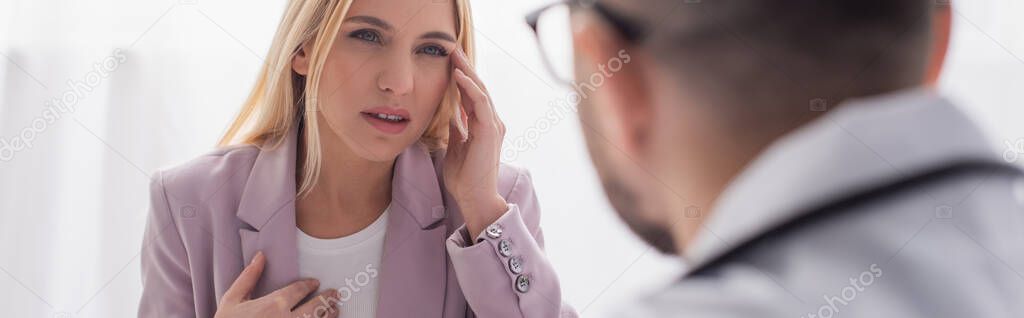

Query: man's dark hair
615;0;938;139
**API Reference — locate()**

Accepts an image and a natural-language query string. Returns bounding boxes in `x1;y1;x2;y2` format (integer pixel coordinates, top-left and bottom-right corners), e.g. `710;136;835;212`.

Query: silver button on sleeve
515;275;530;293
485;223;503;239
498;239;512;257
508;256;524;274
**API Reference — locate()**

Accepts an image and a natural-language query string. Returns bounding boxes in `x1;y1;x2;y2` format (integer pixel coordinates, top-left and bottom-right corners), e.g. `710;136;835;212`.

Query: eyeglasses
525;0;648;85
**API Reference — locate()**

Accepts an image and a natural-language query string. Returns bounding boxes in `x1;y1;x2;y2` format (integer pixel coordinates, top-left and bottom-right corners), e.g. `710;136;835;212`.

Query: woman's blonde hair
218;0;475;198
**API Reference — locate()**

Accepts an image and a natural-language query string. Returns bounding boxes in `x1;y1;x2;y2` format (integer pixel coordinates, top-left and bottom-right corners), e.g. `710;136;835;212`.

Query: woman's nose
377;55;415;96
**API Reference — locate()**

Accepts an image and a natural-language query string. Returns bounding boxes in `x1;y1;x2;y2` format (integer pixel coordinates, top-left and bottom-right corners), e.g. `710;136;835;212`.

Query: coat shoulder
150;144;260;217
429;147;534;198
497;162;533;198
496;162;543;230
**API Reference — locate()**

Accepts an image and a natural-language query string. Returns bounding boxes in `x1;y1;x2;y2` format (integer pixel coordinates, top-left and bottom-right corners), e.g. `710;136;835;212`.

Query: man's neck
663;129;776;256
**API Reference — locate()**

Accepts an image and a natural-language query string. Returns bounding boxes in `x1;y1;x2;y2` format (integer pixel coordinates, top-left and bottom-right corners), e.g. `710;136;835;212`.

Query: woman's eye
419;45;449;57
350;29;382;43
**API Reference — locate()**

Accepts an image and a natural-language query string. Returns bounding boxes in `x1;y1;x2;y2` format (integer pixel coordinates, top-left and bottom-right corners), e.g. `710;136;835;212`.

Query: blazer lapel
236;128;301;297
376;144;451;318
233;127;451;314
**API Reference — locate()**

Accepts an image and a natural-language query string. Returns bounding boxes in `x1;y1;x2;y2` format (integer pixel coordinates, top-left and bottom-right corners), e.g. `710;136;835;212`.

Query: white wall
0;0;1021;317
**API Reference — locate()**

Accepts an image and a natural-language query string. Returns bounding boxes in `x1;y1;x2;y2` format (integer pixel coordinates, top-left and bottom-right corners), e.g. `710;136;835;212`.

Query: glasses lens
535;4;574;84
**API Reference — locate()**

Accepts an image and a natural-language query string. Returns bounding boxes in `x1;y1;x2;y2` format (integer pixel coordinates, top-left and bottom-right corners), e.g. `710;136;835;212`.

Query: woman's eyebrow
420;31;455;43
344;15;454;43
344;15;392;31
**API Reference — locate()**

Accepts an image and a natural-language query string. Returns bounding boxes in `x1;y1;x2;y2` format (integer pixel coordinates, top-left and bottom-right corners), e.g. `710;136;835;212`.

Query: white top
296;205;389;318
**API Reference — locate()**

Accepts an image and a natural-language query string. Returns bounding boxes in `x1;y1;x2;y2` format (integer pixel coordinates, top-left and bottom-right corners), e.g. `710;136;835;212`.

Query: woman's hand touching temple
443;47;509;241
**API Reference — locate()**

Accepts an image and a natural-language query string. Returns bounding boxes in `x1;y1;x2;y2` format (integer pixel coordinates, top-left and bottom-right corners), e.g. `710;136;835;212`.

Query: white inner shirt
296;205;389;318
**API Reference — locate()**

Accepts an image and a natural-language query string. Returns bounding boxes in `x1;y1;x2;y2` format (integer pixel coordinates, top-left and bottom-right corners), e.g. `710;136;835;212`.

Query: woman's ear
292;41;313;76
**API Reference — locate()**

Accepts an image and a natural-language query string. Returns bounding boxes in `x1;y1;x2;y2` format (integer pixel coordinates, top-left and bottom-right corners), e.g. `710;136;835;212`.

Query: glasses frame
525;0;648;85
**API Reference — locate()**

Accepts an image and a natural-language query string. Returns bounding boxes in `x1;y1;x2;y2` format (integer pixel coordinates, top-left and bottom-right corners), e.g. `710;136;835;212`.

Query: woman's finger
451;90;469;141
454;69;494;128
268;278;320;310
453;69;483;114
454;70;501;144
292;289;340;318
446;119;467;167
455;50;498;124
452;48;489;96
221;251;266;306
448;116;467;154
452;48;501;134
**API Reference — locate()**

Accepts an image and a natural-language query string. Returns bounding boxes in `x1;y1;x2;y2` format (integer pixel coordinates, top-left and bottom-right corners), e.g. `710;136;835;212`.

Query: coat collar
684;88;1001;271
235;126;451;318
236;127;299;231
236;127;448;231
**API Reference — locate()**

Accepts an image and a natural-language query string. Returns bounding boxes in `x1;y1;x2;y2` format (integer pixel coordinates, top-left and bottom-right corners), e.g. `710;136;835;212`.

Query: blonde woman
138;0;575;317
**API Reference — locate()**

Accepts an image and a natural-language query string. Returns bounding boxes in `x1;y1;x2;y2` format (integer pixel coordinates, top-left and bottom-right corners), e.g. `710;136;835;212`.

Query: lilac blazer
139;128;577;318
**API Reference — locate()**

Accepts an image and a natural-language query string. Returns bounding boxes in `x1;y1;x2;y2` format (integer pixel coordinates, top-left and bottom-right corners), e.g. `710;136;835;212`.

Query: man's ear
292;41;314;76
573;13;653;157
925;5;952;85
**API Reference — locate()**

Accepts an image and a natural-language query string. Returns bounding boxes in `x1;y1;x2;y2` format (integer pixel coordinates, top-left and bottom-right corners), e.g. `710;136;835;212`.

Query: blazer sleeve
139;171;196;317
445;169;578;318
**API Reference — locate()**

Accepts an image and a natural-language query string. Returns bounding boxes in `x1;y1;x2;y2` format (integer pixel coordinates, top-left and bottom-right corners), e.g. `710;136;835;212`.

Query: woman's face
300;0;457;162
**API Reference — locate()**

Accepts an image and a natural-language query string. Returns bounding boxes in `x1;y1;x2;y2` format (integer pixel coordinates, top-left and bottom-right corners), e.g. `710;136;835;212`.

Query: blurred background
1;0;1023;317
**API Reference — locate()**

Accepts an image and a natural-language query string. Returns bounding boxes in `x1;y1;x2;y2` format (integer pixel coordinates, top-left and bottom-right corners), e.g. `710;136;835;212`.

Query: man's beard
576;89;677;254
600;175;678;255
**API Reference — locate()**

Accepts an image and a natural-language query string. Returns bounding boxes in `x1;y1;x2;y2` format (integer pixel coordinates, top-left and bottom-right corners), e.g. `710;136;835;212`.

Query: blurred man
541;0;1024;316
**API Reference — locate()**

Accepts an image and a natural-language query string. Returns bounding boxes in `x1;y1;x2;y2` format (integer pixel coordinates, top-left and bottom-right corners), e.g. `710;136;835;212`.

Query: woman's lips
361;106;410;135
